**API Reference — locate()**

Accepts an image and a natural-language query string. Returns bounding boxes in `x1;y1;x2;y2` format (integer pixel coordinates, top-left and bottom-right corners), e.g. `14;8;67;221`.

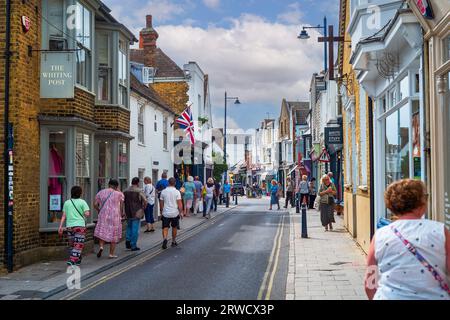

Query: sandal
97;247;103;258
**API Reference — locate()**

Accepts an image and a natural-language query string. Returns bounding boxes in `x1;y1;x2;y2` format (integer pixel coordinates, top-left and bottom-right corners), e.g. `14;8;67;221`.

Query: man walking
193;176;204;215
284;177;295;208
223;180;231;207
124;177;147;251
159;177;183;249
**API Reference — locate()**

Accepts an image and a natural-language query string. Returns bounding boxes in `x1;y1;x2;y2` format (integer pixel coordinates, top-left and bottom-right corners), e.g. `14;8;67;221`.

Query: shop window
412;100;421;179
399;75;409;101
75;1;92;90
48;131;66;224
118;141;129;191
385;105;410;189
443;72;450;230
76;132;92;220
97;32;111;103
98;139;113;192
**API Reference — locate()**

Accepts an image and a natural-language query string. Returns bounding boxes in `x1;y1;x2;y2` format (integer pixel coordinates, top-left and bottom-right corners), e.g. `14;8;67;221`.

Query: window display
48;131;66;223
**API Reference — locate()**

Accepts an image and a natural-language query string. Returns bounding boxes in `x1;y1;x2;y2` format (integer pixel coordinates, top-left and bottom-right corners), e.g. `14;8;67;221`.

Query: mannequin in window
49;143;64;221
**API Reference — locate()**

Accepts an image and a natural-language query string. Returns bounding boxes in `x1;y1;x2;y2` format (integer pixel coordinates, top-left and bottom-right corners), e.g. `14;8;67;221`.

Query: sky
103;0;340;130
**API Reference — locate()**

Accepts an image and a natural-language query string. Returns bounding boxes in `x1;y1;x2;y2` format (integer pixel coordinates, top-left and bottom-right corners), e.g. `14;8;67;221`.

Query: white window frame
138;104;145;145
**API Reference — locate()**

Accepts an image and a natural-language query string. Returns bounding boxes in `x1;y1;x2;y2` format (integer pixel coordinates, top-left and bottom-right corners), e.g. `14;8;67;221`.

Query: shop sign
325;126;343;145
40;52;74;98
414;0;434;20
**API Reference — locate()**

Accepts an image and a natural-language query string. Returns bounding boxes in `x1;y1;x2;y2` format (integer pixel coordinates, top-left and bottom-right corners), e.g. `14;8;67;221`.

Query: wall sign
325;126;343;145
414;0;434;20
21;16;31;33
40;52;74;98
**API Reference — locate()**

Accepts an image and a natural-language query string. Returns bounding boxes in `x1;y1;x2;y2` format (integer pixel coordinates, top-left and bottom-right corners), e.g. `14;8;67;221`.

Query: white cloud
156;14;323;108
203;0;220;9
277;2;304;25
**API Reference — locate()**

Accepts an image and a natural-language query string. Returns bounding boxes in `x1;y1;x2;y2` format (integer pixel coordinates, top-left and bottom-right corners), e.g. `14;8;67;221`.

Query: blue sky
104;0;340;129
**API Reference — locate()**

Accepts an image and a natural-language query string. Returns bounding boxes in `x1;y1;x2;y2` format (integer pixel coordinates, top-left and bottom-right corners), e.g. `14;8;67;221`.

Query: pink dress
94;189;124;243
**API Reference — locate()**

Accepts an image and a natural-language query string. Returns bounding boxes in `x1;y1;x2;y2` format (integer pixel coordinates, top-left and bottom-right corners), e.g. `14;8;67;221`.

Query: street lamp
298;16;328;74
223;91;240;167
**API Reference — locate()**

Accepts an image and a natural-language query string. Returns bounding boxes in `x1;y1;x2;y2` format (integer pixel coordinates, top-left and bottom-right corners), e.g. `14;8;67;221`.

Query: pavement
0;203;236;300
286;206;368;300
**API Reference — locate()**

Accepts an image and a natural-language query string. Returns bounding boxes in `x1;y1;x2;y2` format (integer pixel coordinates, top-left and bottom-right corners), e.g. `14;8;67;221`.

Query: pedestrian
94;179;125;259
204;178;215;219
58;186;90;266
193;176;204;215
298;175;309;207
328;171;336;185
223;180;231;207
213;179;221;211
143;177;156;233
269;180;280;210
182;176;196;217
156;172;169;199
318;174;336;231
365;179;450;300
124;177;147;251
284;177;295;208
160;177;183;249
308;177;317;209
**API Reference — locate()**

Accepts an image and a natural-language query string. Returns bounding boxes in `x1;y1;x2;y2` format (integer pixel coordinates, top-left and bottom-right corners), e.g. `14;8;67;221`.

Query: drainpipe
368;97;375;239
4;0;13;272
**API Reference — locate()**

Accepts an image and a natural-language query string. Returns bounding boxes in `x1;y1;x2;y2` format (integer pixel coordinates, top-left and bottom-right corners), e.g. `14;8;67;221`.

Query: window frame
138;104;145;145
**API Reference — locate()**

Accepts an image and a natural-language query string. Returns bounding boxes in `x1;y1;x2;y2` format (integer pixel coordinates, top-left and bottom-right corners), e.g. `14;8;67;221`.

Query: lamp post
298;16;328;74
223;91;241;176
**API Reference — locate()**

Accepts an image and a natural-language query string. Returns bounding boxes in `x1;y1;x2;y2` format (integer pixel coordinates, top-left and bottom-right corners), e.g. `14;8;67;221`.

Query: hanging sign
414;0;434;20
40;52;75;98
318;148;331;163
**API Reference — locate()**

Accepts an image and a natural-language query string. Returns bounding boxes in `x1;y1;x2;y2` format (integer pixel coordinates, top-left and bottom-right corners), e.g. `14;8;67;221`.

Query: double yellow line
257;214;286;300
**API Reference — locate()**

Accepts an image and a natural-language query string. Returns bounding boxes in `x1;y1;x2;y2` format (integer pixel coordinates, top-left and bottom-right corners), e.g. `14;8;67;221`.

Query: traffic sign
319;148;331;163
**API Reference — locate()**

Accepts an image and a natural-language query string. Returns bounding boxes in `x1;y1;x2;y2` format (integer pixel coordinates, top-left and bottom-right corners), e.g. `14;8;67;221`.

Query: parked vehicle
231;183;245;196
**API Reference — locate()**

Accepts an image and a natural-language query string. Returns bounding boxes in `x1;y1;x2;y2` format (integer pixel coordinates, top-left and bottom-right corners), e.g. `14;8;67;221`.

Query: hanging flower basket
198;116;209;125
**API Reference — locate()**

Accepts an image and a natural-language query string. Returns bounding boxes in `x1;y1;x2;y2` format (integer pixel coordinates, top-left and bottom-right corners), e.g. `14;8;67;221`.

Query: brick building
0;0;136;273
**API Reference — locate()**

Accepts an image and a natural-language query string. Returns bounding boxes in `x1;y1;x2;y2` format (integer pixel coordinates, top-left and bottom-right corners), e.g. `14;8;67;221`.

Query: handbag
135;208;145;220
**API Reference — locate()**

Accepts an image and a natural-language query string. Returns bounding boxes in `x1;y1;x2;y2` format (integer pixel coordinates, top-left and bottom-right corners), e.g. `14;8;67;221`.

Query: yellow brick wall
152;82;189;115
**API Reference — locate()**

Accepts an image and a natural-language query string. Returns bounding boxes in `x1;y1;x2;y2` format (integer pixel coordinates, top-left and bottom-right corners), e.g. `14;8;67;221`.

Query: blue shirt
194;181;203;194
156;179;169;191
223;183;231;193
271;185;278;195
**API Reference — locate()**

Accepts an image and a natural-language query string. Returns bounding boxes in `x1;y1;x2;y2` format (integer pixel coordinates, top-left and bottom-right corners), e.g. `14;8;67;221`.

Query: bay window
76;131;92;221
118;39;129;107
75;1;92;90
118;141;129;191
97;139;113;191
97;32;112;103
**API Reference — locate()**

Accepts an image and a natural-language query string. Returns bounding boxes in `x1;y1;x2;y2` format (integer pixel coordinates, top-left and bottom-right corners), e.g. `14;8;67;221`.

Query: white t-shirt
160;187;182;218
144;183;155;205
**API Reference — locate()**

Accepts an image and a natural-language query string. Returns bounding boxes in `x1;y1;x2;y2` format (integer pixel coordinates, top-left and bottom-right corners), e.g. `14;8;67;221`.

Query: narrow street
59;198;290;300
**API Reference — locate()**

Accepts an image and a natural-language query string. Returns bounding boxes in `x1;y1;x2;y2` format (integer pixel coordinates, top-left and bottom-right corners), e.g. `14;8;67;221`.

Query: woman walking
182;176;196;217
94;179;125;259
365;179;450;300
143;177;156;232
308;177;317;209
58;186;90;266
318;174;336;231
269;180;280;210
204;178;215;219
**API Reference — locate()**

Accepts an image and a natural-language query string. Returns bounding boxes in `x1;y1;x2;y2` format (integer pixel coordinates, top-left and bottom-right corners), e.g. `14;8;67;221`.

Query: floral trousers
67;227;87;264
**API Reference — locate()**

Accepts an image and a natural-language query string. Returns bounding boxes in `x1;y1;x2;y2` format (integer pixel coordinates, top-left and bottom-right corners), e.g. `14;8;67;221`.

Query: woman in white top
204;178;216;219
365;179;450;300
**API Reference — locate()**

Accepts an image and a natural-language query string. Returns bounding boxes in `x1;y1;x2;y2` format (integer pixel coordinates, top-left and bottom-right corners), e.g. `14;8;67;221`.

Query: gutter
4;0;13;272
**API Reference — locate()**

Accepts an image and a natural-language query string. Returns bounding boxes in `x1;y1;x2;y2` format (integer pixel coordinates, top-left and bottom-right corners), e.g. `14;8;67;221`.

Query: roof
130;48;186;78
130;74;176;115
286;101;310;125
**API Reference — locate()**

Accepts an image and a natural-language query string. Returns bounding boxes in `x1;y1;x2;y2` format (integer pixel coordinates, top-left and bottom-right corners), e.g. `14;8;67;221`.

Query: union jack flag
175;106;195;145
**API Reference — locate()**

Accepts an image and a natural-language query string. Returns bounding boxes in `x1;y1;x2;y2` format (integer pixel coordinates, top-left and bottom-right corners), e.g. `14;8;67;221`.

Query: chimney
139;15;159;66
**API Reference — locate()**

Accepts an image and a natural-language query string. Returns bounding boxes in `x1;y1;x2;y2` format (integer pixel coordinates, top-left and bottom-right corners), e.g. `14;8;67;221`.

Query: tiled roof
130;48;185;78
130;73;175;115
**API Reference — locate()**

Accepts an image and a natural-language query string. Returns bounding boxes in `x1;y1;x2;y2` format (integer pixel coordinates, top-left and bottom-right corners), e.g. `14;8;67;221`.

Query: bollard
301;203;308;238
235;193;238;205
296;193;300;213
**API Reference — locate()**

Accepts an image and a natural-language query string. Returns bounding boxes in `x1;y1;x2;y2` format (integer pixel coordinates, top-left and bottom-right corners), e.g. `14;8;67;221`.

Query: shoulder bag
391;225;450;296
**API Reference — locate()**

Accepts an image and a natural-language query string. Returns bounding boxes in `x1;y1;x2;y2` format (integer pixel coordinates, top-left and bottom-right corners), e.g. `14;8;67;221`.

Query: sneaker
126;240;131;249
131;247;140;252
162;239;168;250
171;241;178;247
